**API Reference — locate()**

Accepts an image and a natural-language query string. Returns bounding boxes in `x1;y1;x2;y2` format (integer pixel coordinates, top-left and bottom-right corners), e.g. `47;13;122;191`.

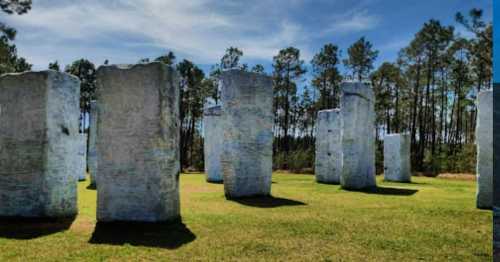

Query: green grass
0;173;492;261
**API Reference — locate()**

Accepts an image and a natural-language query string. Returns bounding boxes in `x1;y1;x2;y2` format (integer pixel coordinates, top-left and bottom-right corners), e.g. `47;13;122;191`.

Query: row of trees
1;2;490;174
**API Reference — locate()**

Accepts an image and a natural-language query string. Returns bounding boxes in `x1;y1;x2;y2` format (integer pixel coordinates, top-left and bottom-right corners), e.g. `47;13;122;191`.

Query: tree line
0;2;491;175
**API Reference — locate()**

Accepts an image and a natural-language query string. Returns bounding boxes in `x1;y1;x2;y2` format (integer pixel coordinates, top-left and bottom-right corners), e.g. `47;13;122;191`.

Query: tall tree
272;47;307;158
221;47;243;69
155;51;176;65
177;59;210;168
48;60;60;71
0;0;31;74
343;37;378;81
311;43;342;109
251;64;265;74
65;59;97;133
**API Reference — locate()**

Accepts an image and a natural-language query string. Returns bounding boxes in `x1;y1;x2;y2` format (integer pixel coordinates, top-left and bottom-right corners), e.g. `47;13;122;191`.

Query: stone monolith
340;82;376;190
315;109;342;184
203;105;223;183
219;70;273;198
95;63;180;222
476;90;492;209
88;100;98;187
383;133;411;182
77;134;87;181
0;70;80;218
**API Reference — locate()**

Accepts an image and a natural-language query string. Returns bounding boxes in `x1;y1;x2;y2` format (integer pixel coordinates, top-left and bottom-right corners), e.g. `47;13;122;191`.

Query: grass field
0;173;492;261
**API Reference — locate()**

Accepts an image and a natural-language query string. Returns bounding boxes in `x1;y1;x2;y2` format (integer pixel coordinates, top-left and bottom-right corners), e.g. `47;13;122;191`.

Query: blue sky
3;0;493;77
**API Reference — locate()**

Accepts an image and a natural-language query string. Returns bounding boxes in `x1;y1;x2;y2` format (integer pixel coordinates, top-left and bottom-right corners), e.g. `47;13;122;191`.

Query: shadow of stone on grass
89;220;196;249
206;180;223;185
343;186;418;196
229;195;307;208
0;216;75;239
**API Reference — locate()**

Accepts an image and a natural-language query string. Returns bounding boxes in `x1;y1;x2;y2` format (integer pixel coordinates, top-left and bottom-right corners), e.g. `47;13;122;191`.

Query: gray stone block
219;70;273;198
315;109;342;184
95;63;180;222
203;105;223;183
340;82;376;190
0;70;80;218
476;90;492;209
77;134;87;181
384;133;411;183
88;100;98;186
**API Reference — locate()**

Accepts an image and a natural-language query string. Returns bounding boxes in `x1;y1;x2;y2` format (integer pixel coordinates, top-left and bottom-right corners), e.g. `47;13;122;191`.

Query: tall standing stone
77;134;87;181
0;71;80;217
476;90;492;209
95;63;180;222
203;105;223;183
315;109;342;184
340;82;376;190
88;100;98;187
220;70;273;198
384;133;411;183
493;85;500;258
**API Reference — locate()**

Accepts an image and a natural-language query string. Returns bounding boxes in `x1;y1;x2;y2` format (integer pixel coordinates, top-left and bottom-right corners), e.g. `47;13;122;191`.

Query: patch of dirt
70;218;95;233
436;173;476;181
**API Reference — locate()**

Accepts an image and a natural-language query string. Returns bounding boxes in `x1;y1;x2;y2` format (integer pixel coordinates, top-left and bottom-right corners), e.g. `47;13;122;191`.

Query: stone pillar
476;90;492;209
383;133;411;183
0;71;80;218
315;109;342;184
88;100;98;187
493;85;500;258
219;70;273;198
77;134;87;181
340;82;376;190
203;105;223;183
95;63;180;222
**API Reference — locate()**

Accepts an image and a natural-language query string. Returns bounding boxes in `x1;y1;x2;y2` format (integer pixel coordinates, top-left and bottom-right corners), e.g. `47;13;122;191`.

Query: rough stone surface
384;133;411;182
340;82;376;190
77;134;87;181
95;63;180;222
0;70;80;218
315;109;342;184
476;90;492;209
219;70;273;198
494;85;500;259
88;100;98;186
203;105;223;183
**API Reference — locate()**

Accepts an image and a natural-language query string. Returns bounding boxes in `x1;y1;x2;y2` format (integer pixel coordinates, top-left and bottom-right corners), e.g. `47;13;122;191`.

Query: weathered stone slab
219;70;273;198
0;70;80;218
88;100;98;186
340;82;376;190
95;63;180;222
77;134;87;181
203;105;223;183
315;109;342;184
476;90;492;209
384;133;411;183
494;85;500;258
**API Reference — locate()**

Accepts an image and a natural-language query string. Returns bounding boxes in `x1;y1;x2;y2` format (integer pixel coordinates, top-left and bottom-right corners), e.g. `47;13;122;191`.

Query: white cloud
5;0;316;68
322;9;381;35
3;0;381;69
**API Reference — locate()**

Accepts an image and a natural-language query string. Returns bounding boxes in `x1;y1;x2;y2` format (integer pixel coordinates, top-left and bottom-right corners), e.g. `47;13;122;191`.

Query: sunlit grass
0;172;491;261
